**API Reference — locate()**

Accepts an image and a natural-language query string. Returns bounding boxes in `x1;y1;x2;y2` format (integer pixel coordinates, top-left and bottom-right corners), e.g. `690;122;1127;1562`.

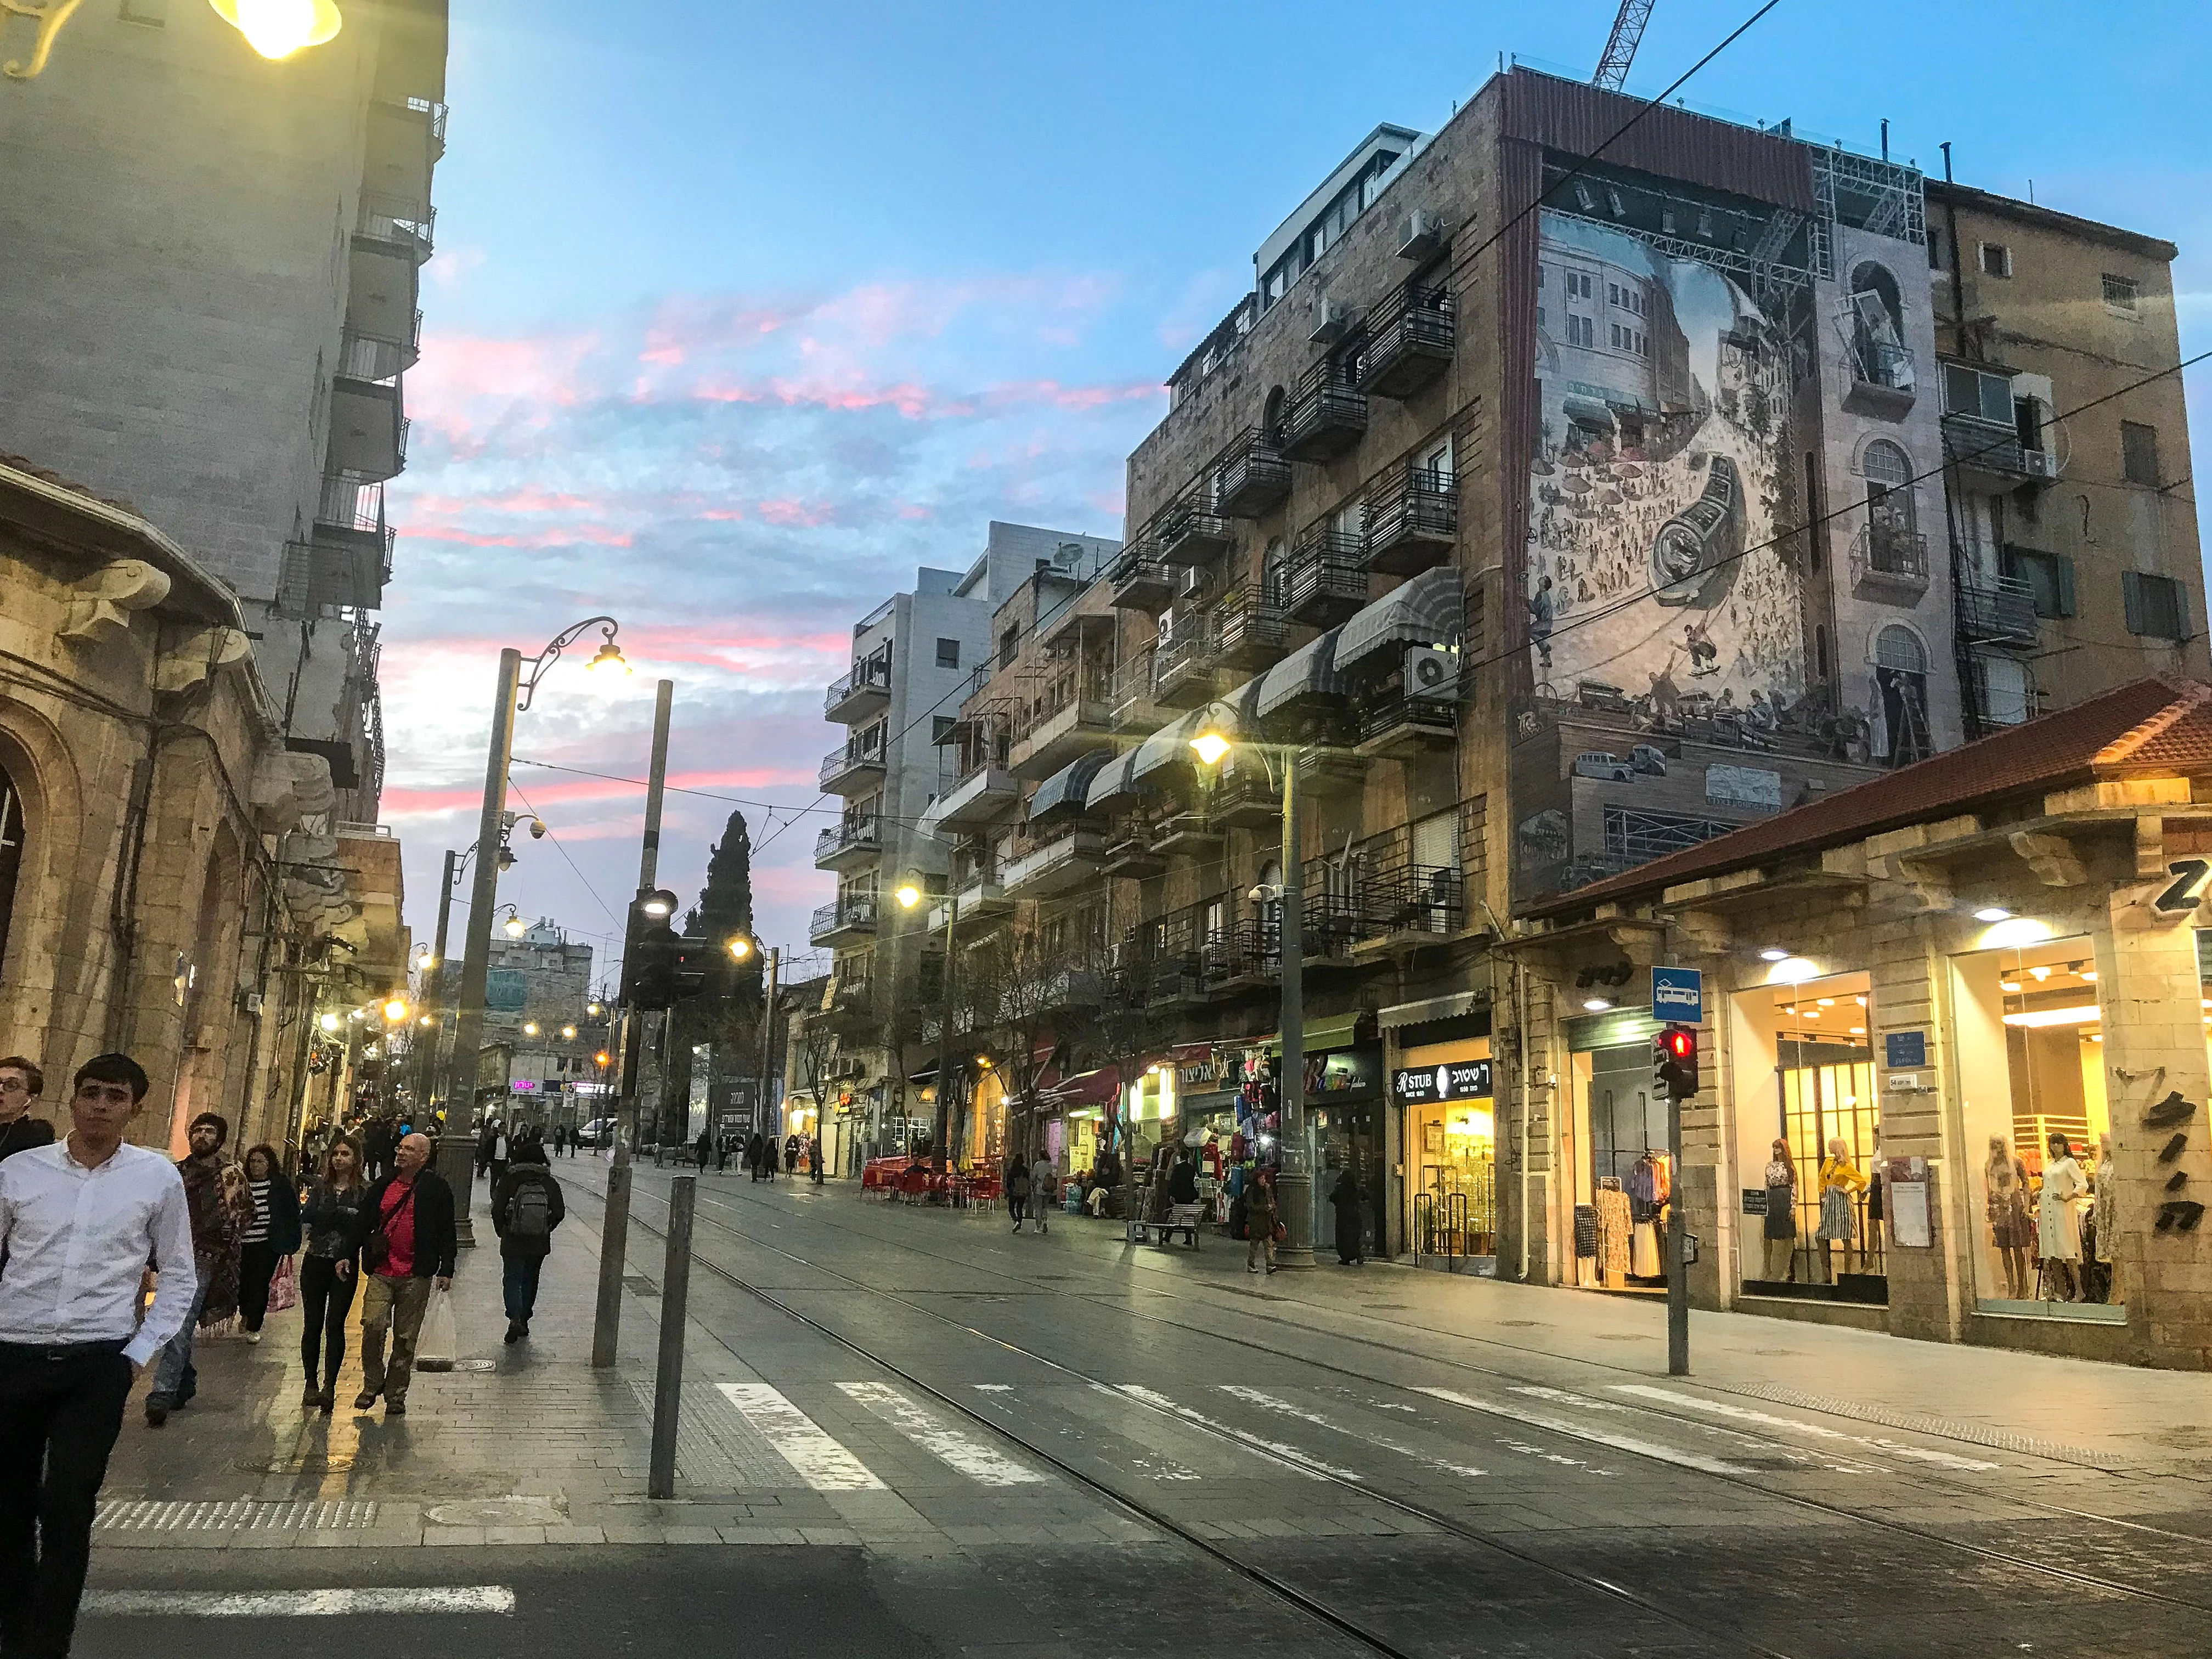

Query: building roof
0;452;242;629
1532;678;2212;918
1926;179;2178;264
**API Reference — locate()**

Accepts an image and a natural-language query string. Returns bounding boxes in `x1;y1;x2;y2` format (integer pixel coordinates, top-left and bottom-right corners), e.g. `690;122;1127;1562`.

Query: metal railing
1363;462;1457;569
337;316;420;383
813;818;881;862
1355;283;1454;395
1957;575;2039;646
1214;426;1292;518
820;743;886;787
824;651;893;713
1849;522;1928;582
810;896;878;938
357;191;435;258
1280;356;1368;460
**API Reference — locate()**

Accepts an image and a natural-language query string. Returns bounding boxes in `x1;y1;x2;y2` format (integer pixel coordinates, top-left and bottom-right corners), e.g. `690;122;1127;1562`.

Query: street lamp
1189;701;1314;1268
318;1012;340;1033
561;1024;578;1041
440;616;630;1245
727;935;753;961
382;996;409;1023
896;868;964;1180
208;0;343;59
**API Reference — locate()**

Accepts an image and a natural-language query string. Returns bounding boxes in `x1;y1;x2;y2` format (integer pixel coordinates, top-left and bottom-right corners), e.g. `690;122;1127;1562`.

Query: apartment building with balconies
0;0;449;822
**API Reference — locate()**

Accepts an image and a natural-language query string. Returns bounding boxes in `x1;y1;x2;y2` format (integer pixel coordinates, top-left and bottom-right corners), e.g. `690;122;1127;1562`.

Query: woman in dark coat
1330;1163;1365;1266
298;1137;370;1412
492;1144;566;1342
747;1131;768;1181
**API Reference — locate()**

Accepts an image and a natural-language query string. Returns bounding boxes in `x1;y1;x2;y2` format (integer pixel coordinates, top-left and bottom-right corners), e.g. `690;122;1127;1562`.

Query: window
1610;323;1623;349
935;637;960;669
2121;421;2162;487
1537;307;1547;330
1608;283;1620;306
1943;363;2015;425
0;759;21;974
1978;241;2012;278
1863;439;1916;563
2002;548;2077;619
2102;273;2140;314
1973;655;2033;726
932;715;956;743
2124;572;2188;641
998;627;1018;669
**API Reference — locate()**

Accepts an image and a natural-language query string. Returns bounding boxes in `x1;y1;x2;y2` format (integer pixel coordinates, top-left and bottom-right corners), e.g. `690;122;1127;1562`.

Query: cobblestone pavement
78;1159;2212;1658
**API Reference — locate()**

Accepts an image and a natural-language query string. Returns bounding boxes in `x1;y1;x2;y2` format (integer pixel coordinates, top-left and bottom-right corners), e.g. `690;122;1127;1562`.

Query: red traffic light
1663;1029;1696;1059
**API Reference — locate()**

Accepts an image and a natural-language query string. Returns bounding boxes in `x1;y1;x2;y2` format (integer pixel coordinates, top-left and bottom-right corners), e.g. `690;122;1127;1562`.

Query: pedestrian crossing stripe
716;1383;886;1490
1217;1387;1488;1479
1413;1385;1757;1476
1114;1384;1355;1481
837;1381;1045;1485
84;1587;514;1617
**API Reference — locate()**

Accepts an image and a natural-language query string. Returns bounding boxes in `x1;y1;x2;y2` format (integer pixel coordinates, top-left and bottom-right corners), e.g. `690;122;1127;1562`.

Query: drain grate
97;1498;380;1533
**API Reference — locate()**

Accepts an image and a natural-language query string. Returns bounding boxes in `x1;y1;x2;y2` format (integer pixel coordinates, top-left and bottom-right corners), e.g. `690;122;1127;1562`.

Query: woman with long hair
2038;1131;2089;1303
1984;1136;2034;1300
236;1144;301;1341
298;1137;371;1412
1760;1138;1797;1282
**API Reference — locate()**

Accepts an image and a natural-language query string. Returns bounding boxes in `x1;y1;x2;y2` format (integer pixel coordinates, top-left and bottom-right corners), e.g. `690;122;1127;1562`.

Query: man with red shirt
354;1132;455;1418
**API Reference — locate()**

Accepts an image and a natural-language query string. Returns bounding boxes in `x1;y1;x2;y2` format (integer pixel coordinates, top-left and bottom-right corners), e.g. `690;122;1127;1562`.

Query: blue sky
381;0;2212;978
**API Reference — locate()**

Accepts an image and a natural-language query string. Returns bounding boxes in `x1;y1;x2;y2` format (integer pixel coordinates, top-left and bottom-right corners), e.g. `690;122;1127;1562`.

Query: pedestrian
747;1130;766;1181
1245;1169;1279;1275
1169;1153;1199;1208
784;1133;800;1176
715;1131;730;1173
809;1135;824;1184
298;1136;370;1413
695;1126;711;1171
1028;1147;1055;1235
354;1131;456;1418
145;1111;249;1426
1005;1152;1029;1232
0;1054;55;1164
0;1052;196;1659
487;1118;511;1193
363;1113;397;1183
1330;1161;1364;1266
492;1143;565;1343
236;1143;301;1341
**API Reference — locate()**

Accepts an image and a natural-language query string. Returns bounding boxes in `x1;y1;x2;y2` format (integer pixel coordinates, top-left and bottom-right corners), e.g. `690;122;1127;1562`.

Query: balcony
1152;628;1229;710
1364;463;1457;576
1295;743;1366;798
280;473;392;618
1149;810;1222;860
1215;427;1293;518
822;976;885;1039
337;317;420;383
825;652;893;721
1002;830;1109;897
1102;826;1166;879
1355;694;1458;760
1208;763;1279;829
1037;966;1105;1013
813;817;882;872
1942;415;2061;485
1284;526;1367;627
1108;548;1175;613
1957;575;2039;647
357;191;435;262
927;879;1012;932
328;373;406;481
820;742;888;795
1011;695;1112;781
1213;584;1289;673
1355;284;1454;400
1279;359;1368;463
1348;865;1466;952
932;763;1019;828
1848;523;1928;606
810;895;878;947
1109;650;1166;735
1153;489;1234;567
1843;337;1916;420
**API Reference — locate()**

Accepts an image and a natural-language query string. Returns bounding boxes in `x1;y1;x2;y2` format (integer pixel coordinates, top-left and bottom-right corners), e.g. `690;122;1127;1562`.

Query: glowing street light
382;997;409;1023
561;1024;577;1040
318;1012;340;1032
727;936;753;961
1188;728;1232;767
208;0;343;60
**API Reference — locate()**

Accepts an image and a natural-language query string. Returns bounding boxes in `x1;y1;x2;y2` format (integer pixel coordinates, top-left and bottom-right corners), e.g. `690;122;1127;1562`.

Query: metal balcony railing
1280;357;1368;462
1285;524;1367;625
357;191;435;258
1151;484;1234;566
1213;583;1288;669
1355;284;1454;399
813;818;881;862
820;743;886;788
1957;575;2039;646
337;317;421;383
824;651;893;714
1108;546;1173;612
1214;426;1293;518
1363;462;1457;574
810;896;878;939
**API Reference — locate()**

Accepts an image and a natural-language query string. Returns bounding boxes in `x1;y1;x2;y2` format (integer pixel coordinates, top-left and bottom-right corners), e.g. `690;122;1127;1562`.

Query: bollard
590;1149;632;1369
647;1174;695;1499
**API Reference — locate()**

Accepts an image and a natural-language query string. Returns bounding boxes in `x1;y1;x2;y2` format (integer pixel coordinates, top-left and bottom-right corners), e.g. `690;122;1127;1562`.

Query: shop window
1570;1036;1673;1291
1401;1036;1495;1264
1949;935;2117;1317
0;761;21;977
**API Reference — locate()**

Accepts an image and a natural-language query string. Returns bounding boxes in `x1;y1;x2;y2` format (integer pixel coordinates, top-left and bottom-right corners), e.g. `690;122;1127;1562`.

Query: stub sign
1391;1059;1493;1105
1651;966;1703;1025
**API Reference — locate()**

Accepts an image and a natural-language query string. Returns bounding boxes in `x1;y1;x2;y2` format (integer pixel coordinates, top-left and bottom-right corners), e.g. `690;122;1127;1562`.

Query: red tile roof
1532;677;2212;918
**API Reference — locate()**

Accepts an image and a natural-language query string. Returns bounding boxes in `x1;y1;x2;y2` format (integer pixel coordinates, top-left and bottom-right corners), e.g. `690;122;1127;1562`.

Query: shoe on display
2145;1092;2198;1130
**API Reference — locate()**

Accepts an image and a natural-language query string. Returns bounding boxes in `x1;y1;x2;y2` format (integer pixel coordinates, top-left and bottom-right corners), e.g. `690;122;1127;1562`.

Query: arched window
1261;538;1290;607
1864;439;1917;572
1872;625;1932;768
1874;624;1926;674
1262;386;1288;442
1847;262;1911;392
0;759;21;978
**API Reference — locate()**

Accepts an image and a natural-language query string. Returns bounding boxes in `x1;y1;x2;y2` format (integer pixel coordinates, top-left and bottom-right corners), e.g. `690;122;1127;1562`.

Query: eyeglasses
0;1078;31;1095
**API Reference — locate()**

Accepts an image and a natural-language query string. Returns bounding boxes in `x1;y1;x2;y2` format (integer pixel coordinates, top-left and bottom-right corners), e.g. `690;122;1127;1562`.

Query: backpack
509;1177;552;1239
1008;1164;1031;1197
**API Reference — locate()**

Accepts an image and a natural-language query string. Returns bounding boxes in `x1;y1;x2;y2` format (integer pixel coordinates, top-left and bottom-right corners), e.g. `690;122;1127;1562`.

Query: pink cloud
756;498;834;527
404;524;634;549
411;330;602;409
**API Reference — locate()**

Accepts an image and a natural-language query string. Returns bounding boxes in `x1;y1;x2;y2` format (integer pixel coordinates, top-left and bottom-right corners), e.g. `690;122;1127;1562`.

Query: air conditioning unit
2022;449;2061;481
1404;645;1460;701
1308;296;1351;345
1397;208;1446;261
236;989;264;1015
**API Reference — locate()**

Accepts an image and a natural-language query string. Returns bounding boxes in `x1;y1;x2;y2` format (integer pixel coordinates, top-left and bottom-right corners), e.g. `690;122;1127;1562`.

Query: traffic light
1654;1025;1699;1099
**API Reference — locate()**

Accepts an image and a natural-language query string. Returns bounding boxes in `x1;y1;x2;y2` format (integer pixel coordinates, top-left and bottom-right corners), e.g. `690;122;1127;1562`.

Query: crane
1592;0;1656;91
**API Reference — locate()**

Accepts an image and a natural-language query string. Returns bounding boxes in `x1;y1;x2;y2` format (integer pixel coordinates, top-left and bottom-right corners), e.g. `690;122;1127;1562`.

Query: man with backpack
491;1143;565;1344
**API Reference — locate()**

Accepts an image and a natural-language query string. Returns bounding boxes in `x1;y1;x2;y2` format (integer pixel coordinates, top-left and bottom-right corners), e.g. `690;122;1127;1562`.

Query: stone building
0;454;405;1154
923;66;2206;1287
480;917;598;1129
0;0;452;823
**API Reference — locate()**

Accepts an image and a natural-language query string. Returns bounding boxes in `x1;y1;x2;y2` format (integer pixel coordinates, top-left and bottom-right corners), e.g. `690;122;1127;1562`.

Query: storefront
1561;1006;1671;1294
1302;1020;1383;1261
1392;1041;1495;1269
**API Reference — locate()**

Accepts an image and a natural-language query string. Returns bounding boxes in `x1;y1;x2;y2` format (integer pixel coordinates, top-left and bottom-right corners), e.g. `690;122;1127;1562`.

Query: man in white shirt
0;1052;195;1659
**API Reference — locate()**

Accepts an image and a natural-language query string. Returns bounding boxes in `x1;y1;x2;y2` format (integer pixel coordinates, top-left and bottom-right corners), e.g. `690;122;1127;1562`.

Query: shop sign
1651;966;1703;1024
1309;1049;1379;1097
1175;1043;1223;1090
1740;1188;1767;1215
1886;1155;1933;1248
1391;1058;1492;1105
1705;764;1782;810
1883;1030;1927;1069
509;1079;540;1093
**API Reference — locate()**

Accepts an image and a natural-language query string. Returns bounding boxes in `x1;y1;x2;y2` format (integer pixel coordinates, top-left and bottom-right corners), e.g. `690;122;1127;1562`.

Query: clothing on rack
1573;1204;1599;1259
1629;1220;1662;1278
1593;1186;1632;1277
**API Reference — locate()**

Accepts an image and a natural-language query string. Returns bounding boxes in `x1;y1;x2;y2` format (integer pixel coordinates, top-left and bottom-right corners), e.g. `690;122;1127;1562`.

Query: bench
1132;1203;1205;1249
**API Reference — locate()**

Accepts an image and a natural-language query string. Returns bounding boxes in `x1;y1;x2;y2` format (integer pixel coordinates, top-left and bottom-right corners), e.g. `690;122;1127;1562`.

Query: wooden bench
1132;1203;1205;1249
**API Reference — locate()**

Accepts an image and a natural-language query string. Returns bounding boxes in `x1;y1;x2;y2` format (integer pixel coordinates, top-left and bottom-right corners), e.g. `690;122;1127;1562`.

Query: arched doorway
0;758;22;981
1872;625;1932;767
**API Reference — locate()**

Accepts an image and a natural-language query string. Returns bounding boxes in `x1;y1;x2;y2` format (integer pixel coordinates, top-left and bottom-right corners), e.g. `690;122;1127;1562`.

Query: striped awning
1253;627;1348;721
1128;708;1206;784
1029;749;1113;823
1334;567;1463;672
1084;746;1146;813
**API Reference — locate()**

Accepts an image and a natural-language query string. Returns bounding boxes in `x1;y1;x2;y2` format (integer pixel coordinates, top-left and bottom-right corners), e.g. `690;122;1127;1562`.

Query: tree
665;810;764;1140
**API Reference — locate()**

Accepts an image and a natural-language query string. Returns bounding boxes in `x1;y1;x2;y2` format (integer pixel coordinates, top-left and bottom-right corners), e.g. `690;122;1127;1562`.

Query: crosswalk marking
1607;1385;2001;1471
84;1588;514;1617
838;1381;1046;1485
1414;1385;1760;1476
1115;1385;1355;1481
716;1384;886;1491
1217;1387;1487;1479
1513;1385;1884;1474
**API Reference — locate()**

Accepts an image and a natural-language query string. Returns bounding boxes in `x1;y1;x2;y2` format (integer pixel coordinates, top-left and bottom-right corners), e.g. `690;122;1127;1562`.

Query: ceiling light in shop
1818;997;1836;1007
1850;1026;1866;1035
1759;948;1791;962
1855;996;1868;1007
1999;980;2023;994
2030;966;2051;980
1583;997;1615;1012
2080;970;2097;981
1974;907;2013;923
2001;1004;2102;1029
1765;957;1820;985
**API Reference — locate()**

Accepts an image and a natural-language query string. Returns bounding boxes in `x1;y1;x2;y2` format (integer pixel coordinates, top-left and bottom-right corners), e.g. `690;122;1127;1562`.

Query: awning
1253;627;1348;721
1334;567;1463;672
1259;1012;1367;1054
1085;747;1146;813
1041;1065;1121;1110
1379;991;1477;1030
1030;749;1113;823
1128;708;1205;784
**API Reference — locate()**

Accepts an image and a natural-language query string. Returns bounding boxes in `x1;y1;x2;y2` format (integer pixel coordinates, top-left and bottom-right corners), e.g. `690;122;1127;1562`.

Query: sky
380;0;2212;984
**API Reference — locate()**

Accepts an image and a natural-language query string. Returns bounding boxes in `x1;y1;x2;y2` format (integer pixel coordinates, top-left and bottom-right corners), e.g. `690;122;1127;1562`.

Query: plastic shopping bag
267;1255;299;1314
414;1286;459;1372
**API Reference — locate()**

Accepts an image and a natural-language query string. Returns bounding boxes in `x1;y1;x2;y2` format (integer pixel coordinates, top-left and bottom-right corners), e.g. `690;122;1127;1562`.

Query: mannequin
1984;1136;2034;1300
2092;1132;2119;1303
2038;1130;2087;1302
1761;1137;1798;1282
1816;1137;1867;1282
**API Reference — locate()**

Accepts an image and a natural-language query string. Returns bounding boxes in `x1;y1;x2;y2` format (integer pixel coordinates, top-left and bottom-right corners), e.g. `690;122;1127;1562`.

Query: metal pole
931;889;957;1181
1667;1077;1688;1374
757;944;780;1140
1274;749;1312;1267
417;849;457;1114
648;1173;696;1499
437;648;522;1249
593;677;673;1369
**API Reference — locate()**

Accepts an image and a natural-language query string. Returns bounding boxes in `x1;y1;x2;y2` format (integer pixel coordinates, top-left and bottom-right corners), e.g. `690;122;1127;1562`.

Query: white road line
1414;1386;1760;1477
1217;1387;1488;1478
83;1588;515;1618
1608;1385;2001;1471
838;1381;1045;1485
1114;1385;1356;1481
715;1383;886;1491
1509;1385;1884;1474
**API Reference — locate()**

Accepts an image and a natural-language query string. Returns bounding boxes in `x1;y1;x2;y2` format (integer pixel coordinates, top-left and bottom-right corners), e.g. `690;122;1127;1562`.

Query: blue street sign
1652;966;1704;1025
